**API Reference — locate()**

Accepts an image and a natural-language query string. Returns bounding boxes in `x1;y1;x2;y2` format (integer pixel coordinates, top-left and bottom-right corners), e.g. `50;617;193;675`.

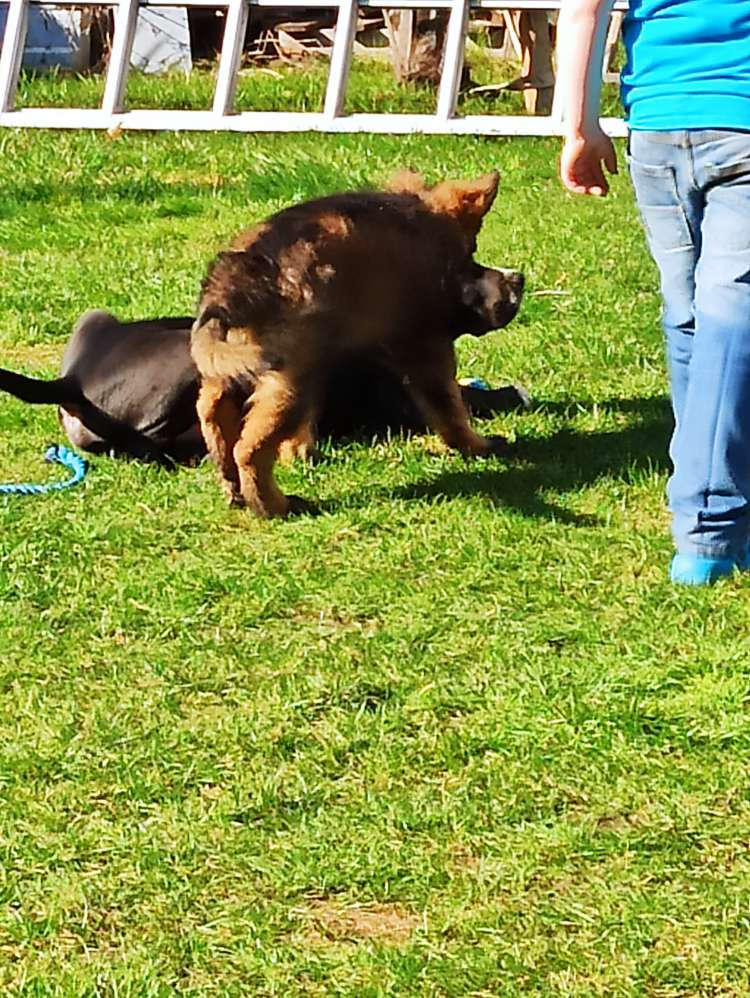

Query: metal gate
0;0;628;135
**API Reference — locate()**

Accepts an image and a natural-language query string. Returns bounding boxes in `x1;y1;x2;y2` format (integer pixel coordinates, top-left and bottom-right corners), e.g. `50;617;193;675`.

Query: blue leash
0;444;88;496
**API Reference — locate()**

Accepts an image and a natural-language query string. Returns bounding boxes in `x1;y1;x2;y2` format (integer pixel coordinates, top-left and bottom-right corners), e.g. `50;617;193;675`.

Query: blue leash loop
0;444;88;496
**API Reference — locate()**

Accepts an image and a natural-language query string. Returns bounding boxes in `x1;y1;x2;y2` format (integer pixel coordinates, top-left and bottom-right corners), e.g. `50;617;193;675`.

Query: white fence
0;0;628;135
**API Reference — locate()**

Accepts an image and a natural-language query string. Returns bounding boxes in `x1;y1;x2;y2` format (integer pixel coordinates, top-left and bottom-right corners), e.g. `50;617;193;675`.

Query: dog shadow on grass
331;395;673;525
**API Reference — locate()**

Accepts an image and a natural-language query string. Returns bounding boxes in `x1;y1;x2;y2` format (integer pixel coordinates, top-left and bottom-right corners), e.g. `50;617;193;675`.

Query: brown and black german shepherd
191;170;524;517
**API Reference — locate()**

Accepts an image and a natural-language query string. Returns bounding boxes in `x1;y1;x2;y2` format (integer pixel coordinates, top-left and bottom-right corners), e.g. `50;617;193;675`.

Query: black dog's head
386;169;523;337
454;261;525;337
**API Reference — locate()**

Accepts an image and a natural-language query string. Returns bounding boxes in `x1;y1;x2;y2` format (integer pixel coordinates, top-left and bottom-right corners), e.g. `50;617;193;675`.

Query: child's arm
556;0;618;196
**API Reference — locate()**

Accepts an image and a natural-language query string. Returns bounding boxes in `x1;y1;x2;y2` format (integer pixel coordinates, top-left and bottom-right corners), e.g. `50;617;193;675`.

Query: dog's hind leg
233;371;314;518
196;378;244;504
402;343;508;458
59;407;106;453
277;414;320;465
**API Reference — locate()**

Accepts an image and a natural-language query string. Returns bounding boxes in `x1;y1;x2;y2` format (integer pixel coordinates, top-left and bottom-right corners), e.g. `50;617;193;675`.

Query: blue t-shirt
621;0;750;130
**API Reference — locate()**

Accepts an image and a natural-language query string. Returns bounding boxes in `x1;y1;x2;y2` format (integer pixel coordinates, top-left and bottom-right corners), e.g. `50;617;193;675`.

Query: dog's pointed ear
459;171;500;219
424;171;500;234
386;169;428;195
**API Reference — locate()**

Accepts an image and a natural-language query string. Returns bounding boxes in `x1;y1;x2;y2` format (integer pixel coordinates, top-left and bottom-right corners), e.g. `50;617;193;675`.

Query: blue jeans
627;129;750;559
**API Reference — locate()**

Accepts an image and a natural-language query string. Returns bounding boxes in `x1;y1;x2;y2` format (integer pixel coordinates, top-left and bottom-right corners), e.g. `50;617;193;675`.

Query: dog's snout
501;269;525;300
458;264;524;335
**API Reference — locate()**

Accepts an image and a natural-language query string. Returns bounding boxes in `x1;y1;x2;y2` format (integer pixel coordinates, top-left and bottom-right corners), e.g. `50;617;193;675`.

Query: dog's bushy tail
0;369;83;406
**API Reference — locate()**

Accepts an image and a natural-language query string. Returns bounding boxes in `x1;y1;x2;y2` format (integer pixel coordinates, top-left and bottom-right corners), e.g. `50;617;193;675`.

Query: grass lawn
2;64;750;998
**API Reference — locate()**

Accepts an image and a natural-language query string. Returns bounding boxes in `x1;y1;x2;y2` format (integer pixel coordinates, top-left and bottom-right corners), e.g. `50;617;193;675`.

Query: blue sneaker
670;548;750;586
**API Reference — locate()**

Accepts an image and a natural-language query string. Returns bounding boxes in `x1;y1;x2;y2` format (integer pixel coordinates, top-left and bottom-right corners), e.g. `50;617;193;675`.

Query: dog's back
61;311;199;441
196;188;478;368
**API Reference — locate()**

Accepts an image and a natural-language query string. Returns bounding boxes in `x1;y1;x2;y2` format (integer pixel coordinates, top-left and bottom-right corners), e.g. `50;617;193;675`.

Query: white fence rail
0;0;628;135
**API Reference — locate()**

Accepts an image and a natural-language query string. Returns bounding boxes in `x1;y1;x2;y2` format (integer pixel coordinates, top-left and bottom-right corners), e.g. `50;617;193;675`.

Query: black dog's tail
0;367;175;466
0;368;84;406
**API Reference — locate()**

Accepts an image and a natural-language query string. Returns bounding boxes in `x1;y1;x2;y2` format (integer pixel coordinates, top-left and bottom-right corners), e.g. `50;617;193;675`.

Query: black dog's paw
286;495;321;517
482;434;510;458
462;383;531;418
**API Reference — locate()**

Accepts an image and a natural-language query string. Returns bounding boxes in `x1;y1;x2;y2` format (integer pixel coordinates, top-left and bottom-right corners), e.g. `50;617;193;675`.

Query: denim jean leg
627;133;701;433
668;135;750;557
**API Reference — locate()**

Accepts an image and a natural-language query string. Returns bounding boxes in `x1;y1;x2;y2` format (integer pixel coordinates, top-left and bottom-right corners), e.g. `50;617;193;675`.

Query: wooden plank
381;10;414;82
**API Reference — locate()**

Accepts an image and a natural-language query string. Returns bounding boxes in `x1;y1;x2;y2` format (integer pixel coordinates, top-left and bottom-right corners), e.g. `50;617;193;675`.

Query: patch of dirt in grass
289;606;379;636
592;805;654;832
447;842;481;872
0;342;62;370
302;899;420;945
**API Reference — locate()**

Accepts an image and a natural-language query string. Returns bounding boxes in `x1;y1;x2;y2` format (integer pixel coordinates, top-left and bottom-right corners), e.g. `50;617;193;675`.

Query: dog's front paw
481;434;510;458
285;494;320;517
246;493;320;518
450;428;510;459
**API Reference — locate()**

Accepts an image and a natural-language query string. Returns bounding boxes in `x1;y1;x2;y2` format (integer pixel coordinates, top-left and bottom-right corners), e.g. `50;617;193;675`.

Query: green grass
14;56;624;117
1;66;750;998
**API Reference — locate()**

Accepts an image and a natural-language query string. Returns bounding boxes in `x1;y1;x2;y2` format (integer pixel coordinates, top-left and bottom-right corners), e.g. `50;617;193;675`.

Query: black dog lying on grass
0;309;529;465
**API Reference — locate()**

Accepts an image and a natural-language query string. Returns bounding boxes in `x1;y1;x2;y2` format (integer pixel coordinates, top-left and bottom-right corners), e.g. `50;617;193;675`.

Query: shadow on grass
0;162;360;213
329;395;673;525
0;176;225;207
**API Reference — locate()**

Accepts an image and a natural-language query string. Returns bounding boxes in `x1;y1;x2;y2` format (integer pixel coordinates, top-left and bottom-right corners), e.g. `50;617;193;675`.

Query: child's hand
560;128;618;196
